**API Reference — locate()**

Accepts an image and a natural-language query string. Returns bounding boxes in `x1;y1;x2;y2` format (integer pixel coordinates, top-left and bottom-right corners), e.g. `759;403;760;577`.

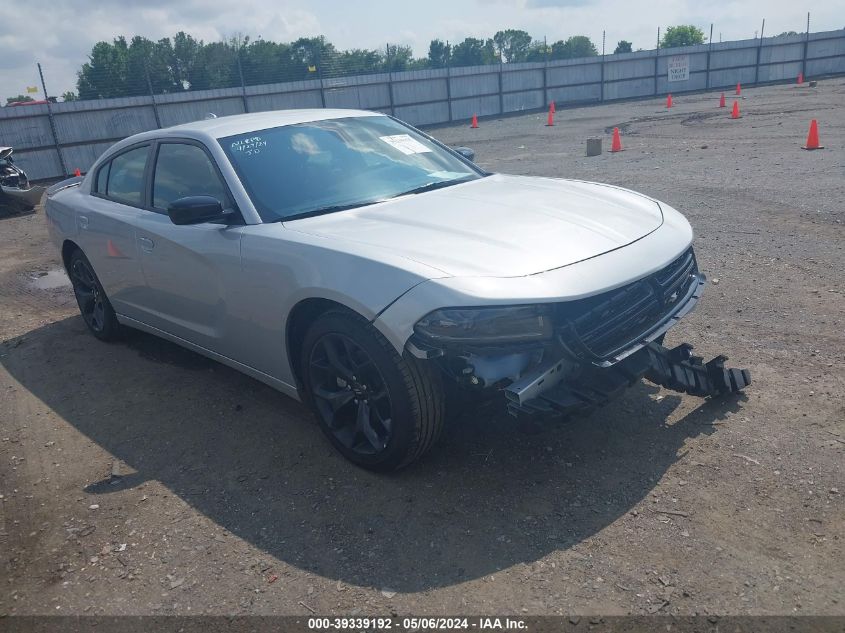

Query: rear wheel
68;249;121;341
301;310;445;471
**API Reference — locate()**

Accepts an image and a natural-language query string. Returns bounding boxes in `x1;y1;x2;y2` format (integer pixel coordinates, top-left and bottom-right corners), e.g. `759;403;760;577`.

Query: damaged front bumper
406;246;751;417
504;341;751;417
0;183;43;209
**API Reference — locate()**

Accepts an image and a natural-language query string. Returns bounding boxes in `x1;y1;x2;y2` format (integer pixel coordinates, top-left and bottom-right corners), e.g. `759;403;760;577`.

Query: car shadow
1;316;746;592
0;205;37;220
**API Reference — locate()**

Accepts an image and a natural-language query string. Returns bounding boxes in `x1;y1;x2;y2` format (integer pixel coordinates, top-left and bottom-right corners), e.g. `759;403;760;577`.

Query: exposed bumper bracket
643;342;751;397
504;341;751;418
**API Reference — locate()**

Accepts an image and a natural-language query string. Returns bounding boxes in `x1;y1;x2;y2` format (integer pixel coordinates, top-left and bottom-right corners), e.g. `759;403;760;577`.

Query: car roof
163;108;383;139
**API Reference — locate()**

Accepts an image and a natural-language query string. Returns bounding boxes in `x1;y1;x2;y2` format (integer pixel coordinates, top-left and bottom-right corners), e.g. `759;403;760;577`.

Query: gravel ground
1;80;843;618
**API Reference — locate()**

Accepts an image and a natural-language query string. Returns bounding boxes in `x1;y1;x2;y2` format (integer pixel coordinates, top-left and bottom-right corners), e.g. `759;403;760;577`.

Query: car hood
285;174;664;277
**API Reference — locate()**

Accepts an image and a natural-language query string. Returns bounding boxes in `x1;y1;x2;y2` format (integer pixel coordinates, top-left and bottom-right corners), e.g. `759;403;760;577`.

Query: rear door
76;144;149;320
131;140;244;359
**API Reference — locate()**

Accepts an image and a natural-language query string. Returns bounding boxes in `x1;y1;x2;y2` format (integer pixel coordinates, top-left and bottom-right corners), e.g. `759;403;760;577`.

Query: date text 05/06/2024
307;617;527;630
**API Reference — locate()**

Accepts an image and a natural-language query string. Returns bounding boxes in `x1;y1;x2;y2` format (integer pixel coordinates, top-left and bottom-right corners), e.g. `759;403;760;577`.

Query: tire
68;249;121;341
301;310;445;471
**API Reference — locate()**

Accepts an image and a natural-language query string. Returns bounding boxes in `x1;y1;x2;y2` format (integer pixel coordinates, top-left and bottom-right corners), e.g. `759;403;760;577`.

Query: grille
555;248;699;363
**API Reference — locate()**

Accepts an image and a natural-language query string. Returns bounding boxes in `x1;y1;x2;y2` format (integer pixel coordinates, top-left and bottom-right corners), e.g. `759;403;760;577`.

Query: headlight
413;305;553;344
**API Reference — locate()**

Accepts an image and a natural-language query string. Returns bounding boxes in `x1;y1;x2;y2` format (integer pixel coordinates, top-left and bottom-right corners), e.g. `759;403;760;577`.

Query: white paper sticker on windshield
379;134;432;155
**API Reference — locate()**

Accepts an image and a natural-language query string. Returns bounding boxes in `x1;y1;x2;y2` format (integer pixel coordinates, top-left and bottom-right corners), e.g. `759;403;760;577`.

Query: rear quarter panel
44;185;80;254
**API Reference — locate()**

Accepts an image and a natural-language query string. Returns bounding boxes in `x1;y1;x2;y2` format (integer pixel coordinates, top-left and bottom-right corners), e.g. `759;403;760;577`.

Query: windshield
220;115;482;222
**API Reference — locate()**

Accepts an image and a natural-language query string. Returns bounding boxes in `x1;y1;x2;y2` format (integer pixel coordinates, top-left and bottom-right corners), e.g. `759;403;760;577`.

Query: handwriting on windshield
230;136;268;157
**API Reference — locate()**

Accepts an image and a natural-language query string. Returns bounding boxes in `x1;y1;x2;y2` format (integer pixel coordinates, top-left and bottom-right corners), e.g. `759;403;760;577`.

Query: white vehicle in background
44;109;750;470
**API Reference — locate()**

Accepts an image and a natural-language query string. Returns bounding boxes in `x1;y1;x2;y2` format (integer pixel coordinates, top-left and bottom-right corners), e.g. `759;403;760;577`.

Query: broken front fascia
405;272;751;416
0;183;43;208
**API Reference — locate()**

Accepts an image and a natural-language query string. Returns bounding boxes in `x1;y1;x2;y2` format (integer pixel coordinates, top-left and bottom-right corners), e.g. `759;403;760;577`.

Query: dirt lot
1;81;843;618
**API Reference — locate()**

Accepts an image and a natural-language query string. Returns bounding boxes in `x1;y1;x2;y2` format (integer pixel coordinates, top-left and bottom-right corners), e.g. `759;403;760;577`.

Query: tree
492;29;533;63
189;41;239;89
384;44;414;72
172;31;202;89
62;91;78;102
614;40;633;54
525;41;549;62
660;25;706;48
289;36;337;77
775;31;799;37
451;37;497;66
427;39;451;68
5;95;35;104
334;48;382;76
550;36;598;60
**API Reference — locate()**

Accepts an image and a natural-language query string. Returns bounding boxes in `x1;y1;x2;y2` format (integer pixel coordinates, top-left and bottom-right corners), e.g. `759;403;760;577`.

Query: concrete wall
3;29;843;180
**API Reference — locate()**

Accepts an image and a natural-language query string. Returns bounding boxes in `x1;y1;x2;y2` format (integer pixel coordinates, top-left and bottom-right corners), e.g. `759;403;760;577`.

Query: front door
132;141;244;359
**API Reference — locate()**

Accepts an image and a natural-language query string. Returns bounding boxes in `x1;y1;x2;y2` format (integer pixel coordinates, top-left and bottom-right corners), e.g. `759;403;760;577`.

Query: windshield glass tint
220;116;481;221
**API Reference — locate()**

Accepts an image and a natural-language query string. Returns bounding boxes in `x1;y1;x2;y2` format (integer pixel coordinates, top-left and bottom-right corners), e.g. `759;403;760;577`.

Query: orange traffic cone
731;101;741;119
719;93;726;108
735;82;741;95
470;114;478;129
74;168;81;177
610;127;623;152
550;101;556;114
546;104;554;126
802;119;823;150
797;72;804;84
666;93;673;109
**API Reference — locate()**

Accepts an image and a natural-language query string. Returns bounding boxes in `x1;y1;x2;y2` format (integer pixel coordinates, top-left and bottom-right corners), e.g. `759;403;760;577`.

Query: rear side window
152;143;229;210
105;146;149;207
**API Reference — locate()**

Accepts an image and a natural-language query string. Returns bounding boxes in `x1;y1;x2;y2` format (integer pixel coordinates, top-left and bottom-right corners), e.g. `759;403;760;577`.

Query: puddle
29;269;71;290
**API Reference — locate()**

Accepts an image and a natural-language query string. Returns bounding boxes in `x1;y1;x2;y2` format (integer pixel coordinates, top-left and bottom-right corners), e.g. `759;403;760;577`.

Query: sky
1;0;843;103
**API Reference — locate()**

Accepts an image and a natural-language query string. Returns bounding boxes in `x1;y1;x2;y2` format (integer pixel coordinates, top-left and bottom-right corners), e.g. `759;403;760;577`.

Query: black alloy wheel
300;310;445;471
68;249;120;341
308;332;393;456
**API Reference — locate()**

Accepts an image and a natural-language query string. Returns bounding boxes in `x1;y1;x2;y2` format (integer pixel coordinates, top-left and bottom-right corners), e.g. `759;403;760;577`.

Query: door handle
78;215;88;229
138;236;155;252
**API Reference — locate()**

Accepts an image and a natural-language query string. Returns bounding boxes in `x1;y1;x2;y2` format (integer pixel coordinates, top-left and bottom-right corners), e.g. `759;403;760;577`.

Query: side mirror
454;147;475;162
167;196;232;225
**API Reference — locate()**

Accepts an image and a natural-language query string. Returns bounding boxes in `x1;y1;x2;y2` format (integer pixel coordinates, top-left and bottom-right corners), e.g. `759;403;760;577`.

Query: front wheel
301;310;445;471
68;249;121;341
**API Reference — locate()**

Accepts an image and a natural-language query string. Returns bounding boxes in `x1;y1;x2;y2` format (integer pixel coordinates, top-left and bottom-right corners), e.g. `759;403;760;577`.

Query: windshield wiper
279;175;479;222
279;199;385;222
389;175;477;199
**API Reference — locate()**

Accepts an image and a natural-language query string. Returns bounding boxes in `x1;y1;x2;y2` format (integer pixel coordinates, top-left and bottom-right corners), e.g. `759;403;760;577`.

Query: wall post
802;13;811;78
654;27;661;95
236;49;250;113
706;24;714;89
445;42;453;122
144;65;162;127
600;30;606;102
37;62;68;177
498;60;504;115
386;44;396;116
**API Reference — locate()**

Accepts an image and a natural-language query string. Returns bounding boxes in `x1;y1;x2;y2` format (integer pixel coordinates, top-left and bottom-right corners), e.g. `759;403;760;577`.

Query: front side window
152;143;230;210
220;115;483;222
106;146;149;207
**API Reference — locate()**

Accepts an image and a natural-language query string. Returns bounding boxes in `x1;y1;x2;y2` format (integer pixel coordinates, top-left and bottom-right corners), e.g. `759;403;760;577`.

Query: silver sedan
45;109;749;470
